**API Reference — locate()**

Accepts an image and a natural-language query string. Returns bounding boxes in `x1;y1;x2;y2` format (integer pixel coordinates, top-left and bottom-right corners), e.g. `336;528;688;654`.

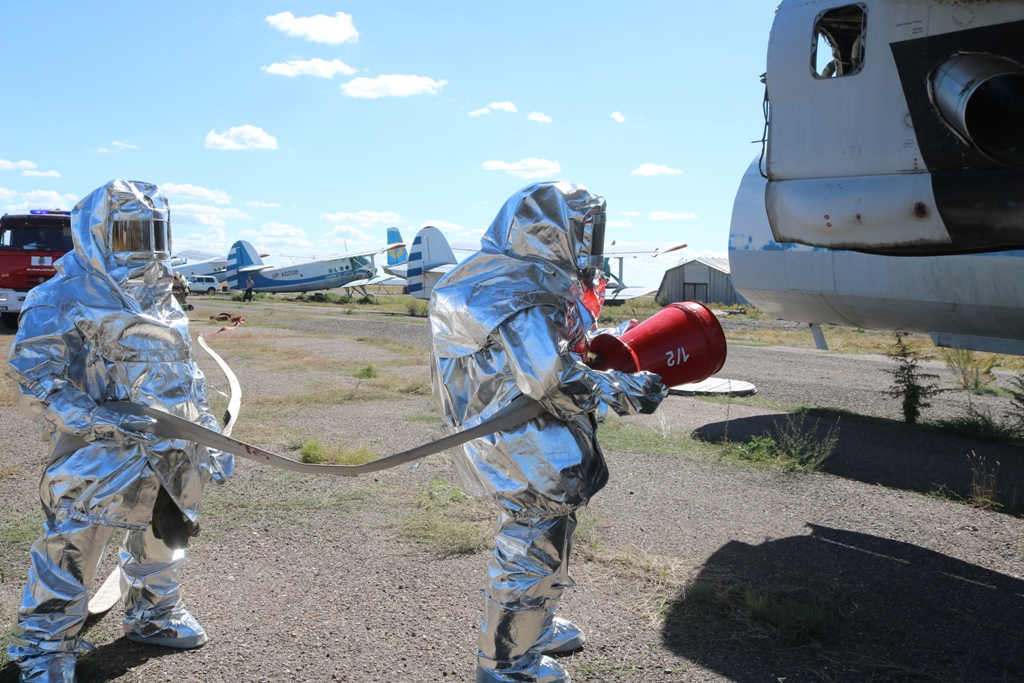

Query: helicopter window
812;4;867;79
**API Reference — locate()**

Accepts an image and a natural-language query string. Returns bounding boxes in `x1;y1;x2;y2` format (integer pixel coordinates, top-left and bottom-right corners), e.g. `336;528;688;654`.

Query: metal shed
656;257;747;306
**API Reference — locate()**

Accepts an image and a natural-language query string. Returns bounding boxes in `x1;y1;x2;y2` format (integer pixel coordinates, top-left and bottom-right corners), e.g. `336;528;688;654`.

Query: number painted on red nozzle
665;347;690;366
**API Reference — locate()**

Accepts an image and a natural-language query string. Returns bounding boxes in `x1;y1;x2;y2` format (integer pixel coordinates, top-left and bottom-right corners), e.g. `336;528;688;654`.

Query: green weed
942;348;997;394
717;414;839;472
298;439;377;466
354;364;380;379
418;477;469;509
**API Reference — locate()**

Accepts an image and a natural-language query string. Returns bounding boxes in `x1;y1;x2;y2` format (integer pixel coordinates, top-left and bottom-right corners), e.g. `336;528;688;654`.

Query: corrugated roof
670;256;731;274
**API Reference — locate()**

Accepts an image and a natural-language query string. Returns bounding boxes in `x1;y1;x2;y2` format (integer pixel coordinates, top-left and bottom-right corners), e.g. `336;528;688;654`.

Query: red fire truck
0;210;73;329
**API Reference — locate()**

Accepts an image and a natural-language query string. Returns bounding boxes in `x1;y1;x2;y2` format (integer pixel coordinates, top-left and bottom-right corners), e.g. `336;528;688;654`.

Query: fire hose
87;304;726;613
104;393;545;476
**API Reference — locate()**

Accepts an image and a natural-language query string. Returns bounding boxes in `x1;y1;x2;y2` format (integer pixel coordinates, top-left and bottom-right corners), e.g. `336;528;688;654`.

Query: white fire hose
88;335;543;613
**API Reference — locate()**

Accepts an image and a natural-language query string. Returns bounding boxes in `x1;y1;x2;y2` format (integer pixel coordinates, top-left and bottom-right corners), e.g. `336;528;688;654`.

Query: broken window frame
811;3;868;80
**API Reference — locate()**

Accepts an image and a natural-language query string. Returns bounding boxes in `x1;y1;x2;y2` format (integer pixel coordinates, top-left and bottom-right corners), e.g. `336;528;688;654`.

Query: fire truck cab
0;210;72;329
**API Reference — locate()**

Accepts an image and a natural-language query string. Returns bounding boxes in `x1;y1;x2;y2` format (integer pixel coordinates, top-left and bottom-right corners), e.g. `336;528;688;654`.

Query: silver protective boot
534;616;585;655
121;526;207;649
16;652;78;683
476;654;570;683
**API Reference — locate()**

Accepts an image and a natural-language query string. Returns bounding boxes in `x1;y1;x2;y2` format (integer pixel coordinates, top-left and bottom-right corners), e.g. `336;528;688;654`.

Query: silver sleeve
497;305;667;420
7;305;155;446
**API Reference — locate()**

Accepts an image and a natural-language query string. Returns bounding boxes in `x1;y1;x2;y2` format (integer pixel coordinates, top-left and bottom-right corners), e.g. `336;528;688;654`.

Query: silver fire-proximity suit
429;182;667;683
6;180;232;682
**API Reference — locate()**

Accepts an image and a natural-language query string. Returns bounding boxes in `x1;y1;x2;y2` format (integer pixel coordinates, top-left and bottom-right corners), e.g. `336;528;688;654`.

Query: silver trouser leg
8;516;116;670
120;524;205;648
477;512;577;678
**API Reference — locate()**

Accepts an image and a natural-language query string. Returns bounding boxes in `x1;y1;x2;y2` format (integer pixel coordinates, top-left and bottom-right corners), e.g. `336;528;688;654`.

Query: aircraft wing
606;285;658;301
239;264;272;273
604;242;687;257
321;242;406;259
339;273;394;289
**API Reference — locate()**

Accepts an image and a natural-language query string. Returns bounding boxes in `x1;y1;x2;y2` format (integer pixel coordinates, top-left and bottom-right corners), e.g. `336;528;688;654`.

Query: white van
187;275;220;295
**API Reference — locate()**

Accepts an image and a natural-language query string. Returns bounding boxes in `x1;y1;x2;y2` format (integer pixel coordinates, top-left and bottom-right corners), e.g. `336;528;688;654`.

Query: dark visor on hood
110;216;171;255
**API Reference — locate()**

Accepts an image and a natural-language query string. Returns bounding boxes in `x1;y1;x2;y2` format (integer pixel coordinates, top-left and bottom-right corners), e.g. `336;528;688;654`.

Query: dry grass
398;477;492;556
968;452;1001;510
669;574;852;647
298;439;378;466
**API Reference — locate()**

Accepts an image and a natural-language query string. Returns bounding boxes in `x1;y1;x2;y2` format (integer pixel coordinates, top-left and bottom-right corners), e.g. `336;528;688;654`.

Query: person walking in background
243;275;254;302
428;182;667;683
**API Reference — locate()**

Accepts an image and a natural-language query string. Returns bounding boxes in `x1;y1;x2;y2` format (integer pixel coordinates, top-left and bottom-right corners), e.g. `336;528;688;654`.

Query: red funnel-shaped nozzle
588;302;727;387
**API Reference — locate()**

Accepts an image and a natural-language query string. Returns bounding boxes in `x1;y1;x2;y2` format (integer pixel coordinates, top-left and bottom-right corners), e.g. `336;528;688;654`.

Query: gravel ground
1;299;1023;683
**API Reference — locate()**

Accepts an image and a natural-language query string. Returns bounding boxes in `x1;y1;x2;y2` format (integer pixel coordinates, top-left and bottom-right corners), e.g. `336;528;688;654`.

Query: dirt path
1;301;1022;682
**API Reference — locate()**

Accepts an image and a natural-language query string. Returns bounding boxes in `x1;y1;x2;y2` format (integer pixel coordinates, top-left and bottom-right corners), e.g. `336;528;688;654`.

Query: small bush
726;415;839;472
942;348;996;393
230;291;270;302
418;477;469;509
679;578;850;647
935;405;1019;442
1007;373;1024;438
967;452;1000;510
354;364;379;379
406;300;429;316
298;439;377;466
886;332;939;424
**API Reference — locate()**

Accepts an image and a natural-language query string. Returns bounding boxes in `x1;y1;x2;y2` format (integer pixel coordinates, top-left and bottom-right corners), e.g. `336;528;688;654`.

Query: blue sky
1;1;776;287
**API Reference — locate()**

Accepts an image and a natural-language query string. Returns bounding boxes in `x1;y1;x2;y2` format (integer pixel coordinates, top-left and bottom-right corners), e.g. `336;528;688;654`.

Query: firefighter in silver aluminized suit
6;180;232;682
429;182;668;683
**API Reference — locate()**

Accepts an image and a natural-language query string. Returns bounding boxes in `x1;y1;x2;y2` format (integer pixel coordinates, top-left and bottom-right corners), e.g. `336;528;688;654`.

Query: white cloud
241;221;313;249
341;75;447;99
632;162;684;176
246;201;281;208
482;158;561;179
527;112;552;123
318;225;376;249
611;111;626;123
607;220;633;228
112;140;137;150
321;209;402;227
488;101;517;113
263;58;357;78
173;226;230;255
468;107;490;117
3;189;79;213
163;183;232;204
23;170;61;178
174;203;252;229
650;211;698;221
96;148;109;154
0;159;37;171
205;125;278;150
619;210;641;216
265;11;358;44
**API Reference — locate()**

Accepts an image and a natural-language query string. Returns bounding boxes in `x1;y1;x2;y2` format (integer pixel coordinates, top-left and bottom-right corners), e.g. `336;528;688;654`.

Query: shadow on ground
662;524;1024;682
695;413;1024;509
0;627;181;683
